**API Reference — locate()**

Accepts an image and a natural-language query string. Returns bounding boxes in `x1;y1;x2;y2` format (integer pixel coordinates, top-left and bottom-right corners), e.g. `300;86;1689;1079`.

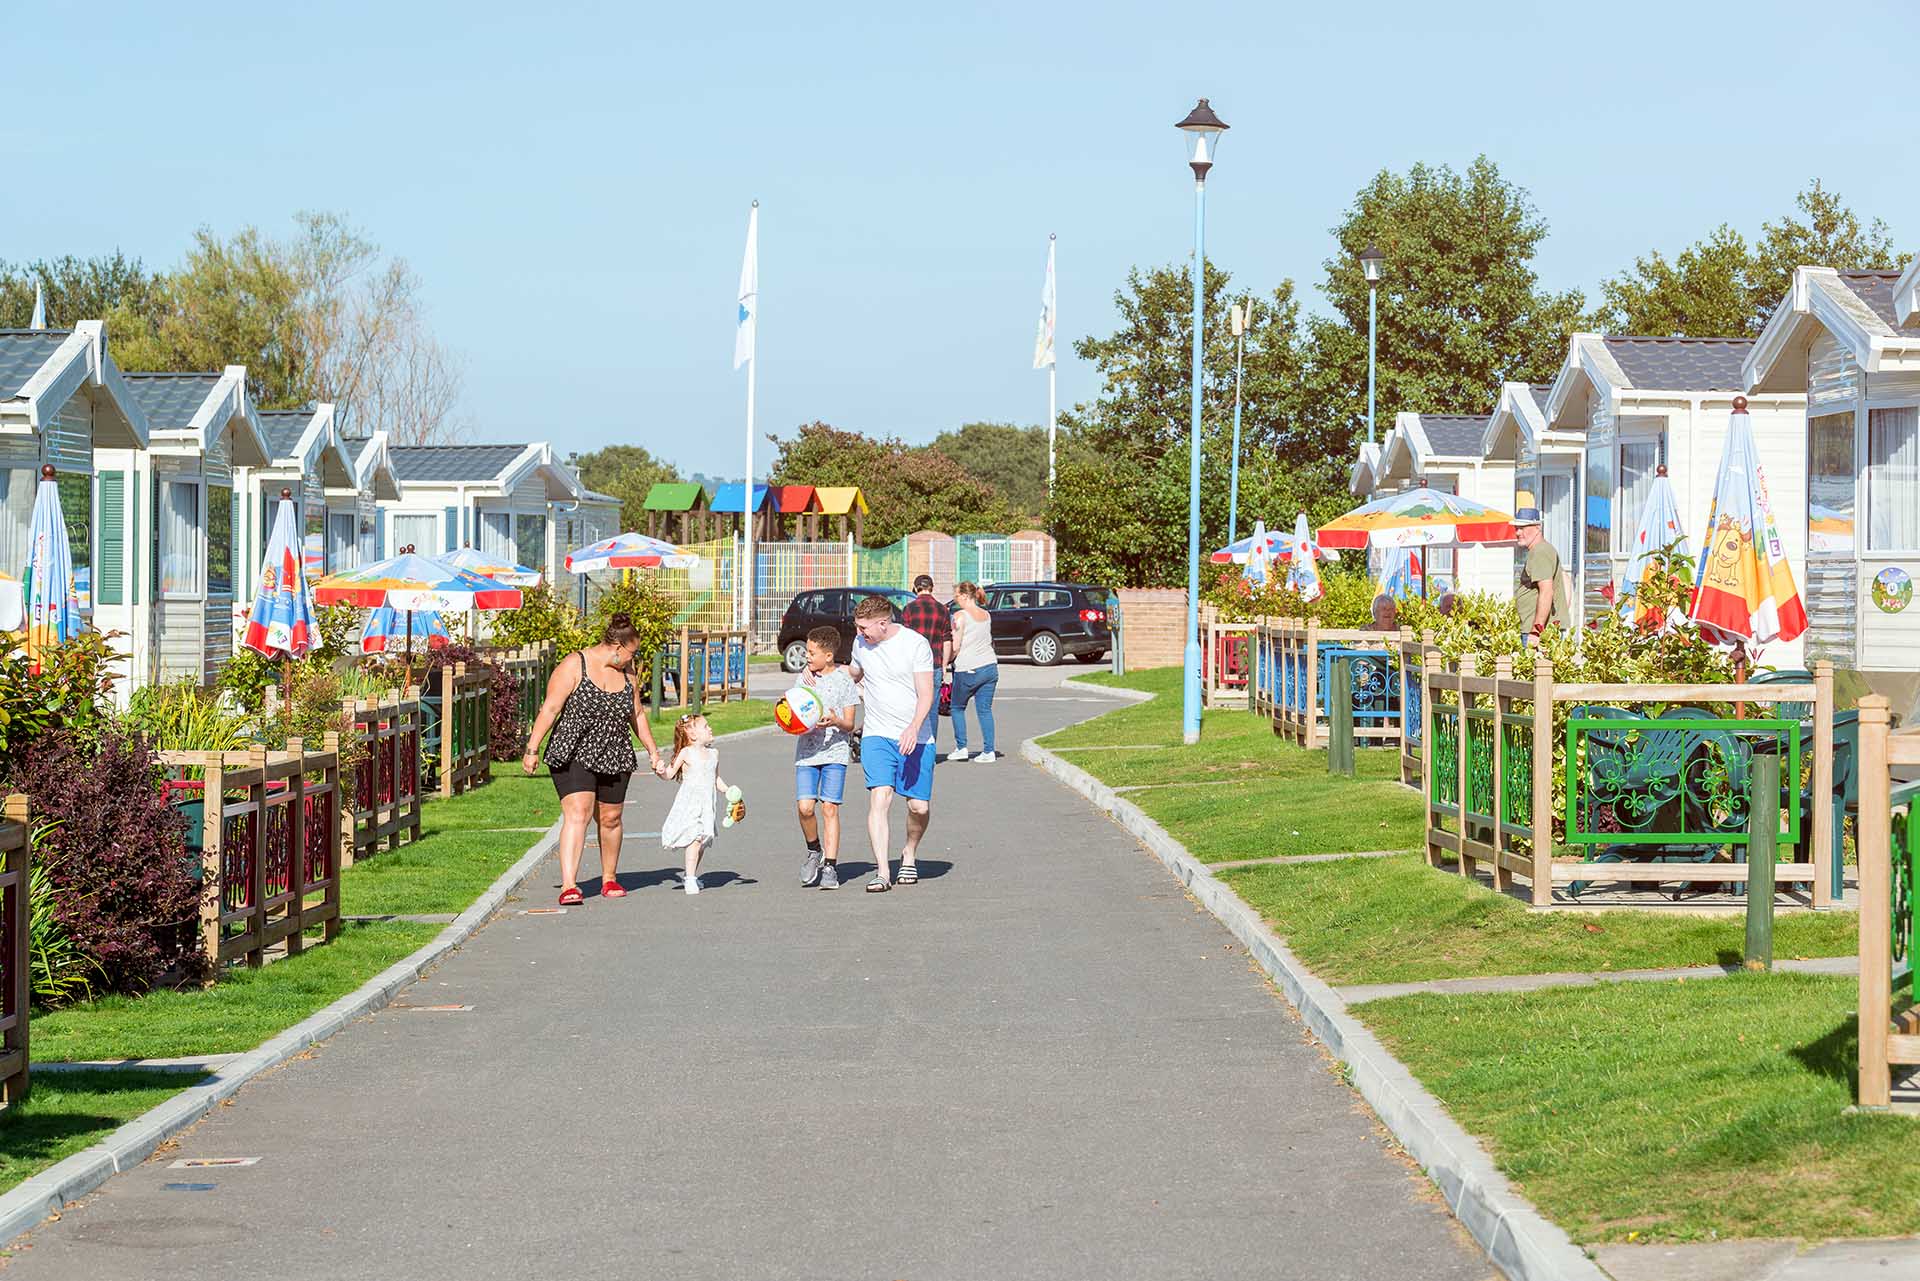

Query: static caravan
1540;335;1807;648
1347;441;1383;499
0;324;151;641
347;431;402;567
552;484;623;612
1376;410;1515;599
383;443;581;580
109;368;272;686
235;404;357;606
1745;264;1920;705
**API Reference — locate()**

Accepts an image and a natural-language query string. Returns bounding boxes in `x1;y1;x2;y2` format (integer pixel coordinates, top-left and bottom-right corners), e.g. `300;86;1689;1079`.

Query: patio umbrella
1283;512;1325;603
1690;396;1807;659
1316;486;1515;551
242;489;320;708
564;532;698;573
1617;465;1689;631
313;547;522;683
442;546;542;587
22;465;81;668
1242;519;1273;589
1377;546;1425;602
1210;526;1338;565
360;604;450;654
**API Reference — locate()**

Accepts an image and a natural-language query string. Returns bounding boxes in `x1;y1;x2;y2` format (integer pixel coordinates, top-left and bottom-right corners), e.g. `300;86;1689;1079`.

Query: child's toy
773;685;824;735
722;784;745;827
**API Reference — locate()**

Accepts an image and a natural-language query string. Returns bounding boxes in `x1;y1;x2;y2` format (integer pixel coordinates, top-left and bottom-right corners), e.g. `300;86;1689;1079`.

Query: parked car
958;581;1113;666
777;587;918;672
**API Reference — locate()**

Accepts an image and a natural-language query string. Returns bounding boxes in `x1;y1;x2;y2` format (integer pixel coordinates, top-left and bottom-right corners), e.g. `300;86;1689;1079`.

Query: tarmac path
3;667;1490;1280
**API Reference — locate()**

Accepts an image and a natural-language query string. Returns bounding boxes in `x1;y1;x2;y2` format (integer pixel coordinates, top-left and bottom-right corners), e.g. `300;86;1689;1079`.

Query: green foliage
487;583;594;653
569;444;681;532
0;252;163;330
1202;564;1378;627
218;605;361;714
1601;180;1905;337
589;578;679;674
0;634;121;777
928;422;1050;523
124;682;250;753
28;838;104;1010
766;422;1017;544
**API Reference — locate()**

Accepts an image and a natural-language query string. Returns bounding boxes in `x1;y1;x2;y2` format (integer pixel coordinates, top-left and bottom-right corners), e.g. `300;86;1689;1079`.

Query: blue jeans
950;666;998;753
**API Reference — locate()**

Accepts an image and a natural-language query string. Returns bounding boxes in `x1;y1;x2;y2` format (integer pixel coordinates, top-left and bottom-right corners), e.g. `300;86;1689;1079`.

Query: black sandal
896;865;919;885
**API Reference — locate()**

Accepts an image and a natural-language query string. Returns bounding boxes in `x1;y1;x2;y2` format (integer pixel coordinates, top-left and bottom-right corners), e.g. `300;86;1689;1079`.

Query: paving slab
0;667;1488;1280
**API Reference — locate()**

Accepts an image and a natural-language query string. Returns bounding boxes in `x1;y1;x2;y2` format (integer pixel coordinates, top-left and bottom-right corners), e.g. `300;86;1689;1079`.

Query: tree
1600;180;1904;337
0;252;164;330
111;212;468;443
928;422;1049;521
765;422;1016;545
570;444;682;531
1304;156;1585;454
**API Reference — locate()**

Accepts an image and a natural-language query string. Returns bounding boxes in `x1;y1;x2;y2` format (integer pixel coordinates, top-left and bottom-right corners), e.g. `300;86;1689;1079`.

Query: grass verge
0;1070;209;1195
1359;975;1913;1242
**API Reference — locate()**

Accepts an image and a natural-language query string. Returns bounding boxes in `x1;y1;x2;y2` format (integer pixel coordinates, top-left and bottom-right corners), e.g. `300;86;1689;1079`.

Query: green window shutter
97;471;125;605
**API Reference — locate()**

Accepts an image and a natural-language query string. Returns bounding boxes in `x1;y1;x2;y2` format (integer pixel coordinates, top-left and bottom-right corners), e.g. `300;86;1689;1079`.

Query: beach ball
774;685;824;735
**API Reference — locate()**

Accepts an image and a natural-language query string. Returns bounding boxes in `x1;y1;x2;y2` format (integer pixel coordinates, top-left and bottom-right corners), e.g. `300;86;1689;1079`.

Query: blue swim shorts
859;736;934;802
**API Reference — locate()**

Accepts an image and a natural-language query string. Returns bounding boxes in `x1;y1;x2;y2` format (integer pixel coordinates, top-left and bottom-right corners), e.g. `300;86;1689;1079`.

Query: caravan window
391;513;436;556
329;513;358;571
480;511;512;558
207;484;233;595
515;513;547;574
1808;413;1855;554
1868;406;1920;552
160;480;201;597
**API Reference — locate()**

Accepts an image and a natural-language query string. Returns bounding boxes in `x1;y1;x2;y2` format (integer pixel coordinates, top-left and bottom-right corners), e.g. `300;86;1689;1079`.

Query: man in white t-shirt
848;592;936;892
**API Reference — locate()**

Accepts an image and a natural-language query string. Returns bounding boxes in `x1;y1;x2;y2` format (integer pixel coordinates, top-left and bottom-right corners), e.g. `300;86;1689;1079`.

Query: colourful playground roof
709;483;772;513
814;486;868;516
774;485;819;514
642;482;707;512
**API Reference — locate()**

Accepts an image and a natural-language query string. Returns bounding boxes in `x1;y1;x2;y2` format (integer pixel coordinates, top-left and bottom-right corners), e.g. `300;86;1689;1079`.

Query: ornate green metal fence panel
1464;707;1496;826
1429;702;1459;814
1500;711;1534;839
1892;780;1918;1003
1565;715;1800;848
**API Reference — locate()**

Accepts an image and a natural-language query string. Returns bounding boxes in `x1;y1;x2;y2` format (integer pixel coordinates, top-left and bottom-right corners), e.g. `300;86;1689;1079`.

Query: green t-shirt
1515;539;1568;630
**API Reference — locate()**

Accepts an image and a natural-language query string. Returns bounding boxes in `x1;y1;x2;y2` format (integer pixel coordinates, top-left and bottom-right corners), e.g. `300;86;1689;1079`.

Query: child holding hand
661;713;742;894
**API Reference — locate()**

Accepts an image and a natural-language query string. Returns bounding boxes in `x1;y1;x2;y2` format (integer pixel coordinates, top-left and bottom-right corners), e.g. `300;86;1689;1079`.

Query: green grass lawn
0;1070;210;1195
1360;974;1916;1243
1223;855;1858;985
647;696;774;741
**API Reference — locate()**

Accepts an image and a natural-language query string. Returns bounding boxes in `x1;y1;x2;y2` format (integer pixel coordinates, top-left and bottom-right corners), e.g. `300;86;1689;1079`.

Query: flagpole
1047;234;1057;497
741;200;759;642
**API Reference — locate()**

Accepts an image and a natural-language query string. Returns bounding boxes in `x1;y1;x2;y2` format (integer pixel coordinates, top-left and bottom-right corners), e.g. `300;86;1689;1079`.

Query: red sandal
558;886;584;906
600;880;627;899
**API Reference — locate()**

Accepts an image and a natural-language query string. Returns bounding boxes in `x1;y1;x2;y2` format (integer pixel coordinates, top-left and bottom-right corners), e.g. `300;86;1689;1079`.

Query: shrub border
1028;679;1605;1281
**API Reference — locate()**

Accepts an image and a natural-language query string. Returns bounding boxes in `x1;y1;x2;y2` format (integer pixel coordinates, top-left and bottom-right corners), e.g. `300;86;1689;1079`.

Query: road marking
393;1004;475;1012
169;1157;259;1169
162;1183;216;1192
520;908;568;916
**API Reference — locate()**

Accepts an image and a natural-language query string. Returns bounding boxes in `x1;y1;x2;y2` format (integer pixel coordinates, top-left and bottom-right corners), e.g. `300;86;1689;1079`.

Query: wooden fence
343;690;424;865
1201;609;1255;709
1420;654;1835;909
0;795;29;1102
1255;618;1406;752
159;742;343;970
1856;695;1920;1109
664;628;750;709
480;642;557;745
430;663;492;798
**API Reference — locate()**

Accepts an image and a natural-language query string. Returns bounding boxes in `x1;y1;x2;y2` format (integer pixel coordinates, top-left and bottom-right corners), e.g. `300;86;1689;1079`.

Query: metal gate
1009;538;1051;582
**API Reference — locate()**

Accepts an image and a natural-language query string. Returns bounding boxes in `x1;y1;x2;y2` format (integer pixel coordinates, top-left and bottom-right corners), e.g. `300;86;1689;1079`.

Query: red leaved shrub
12;727;205;992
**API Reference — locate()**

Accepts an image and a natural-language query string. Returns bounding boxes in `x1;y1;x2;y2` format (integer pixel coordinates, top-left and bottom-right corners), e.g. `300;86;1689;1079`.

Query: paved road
5;667;1490;1280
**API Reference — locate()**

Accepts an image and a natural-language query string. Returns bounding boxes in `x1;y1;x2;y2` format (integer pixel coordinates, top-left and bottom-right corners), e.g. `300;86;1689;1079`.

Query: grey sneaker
818;862;840;890
973;750;998;763
801;847;823;887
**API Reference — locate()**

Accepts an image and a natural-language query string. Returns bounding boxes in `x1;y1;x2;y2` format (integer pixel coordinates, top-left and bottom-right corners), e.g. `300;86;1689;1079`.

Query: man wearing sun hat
1512;492;1568;642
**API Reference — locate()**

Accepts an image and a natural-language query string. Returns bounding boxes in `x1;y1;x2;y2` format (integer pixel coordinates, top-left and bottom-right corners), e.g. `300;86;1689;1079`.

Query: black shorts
550;761;633;805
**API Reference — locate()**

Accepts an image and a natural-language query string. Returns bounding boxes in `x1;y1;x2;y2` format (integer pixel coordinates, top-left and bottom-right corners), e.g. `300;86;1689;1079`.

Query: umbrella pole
281;657;293;736
1733;640;1749;721
404;609;414;692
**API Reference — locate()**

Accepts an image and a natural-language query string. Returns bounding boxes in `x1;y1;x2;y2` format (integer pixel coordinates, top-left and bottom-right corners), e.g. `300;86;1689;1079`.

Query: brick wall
1117;588;1187;670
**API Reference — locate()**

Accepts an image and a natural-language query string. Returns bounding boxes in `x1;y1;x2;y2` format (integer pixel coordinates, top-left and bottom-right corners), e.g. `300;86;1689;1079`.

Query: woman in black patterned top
523;613;667;905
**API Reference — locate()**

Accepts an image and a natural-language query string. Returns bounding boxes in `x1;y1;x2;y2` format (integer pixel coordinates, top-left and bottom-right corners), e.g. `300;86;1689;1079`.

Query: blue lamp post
1360;243;1384;444
1178;97;1227;746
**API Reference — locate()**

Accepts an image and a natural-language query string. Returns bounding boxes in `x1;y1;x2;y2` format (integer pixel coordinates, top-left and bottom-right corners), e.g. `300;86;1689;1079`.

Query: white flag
30;281;45;330
734;204;758;369
1032;237;1056;370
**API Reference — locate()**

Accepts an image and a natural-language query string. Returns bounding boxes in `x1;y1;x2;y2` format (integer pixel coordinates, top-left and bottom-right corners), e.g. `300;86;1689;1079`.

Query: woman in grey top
795;626;861;889
948;581;1000;762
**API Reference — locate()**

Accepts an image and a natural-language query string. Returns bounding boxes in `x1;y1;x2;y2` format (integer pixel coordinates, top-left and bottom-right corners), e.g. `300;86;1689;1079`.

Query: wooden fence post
1304;619;1321;750
1530;658;1555;908
246;745;269;967
1423;650;1442;869
1491;655;1513;895
1812;660;1835;909
201;753;224;974
2;793;28;1103
339;699;359;871
285;738;306;958
441;666;459;799
1857;695;1892;1108
1456;656;1473;882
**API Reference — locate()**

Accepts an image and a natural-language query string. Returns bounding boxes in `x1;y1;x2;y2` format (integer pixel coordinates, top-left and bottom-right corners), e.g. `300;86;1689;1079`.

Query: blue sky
7;1;1917;476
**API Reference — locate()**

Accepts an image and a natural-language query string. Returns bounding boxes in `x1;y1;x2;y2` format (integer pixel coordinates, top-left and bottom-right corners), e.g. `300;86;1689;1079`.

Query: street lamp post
1360;243;1384;445
1178;97;1227;747
1227;298;1251;544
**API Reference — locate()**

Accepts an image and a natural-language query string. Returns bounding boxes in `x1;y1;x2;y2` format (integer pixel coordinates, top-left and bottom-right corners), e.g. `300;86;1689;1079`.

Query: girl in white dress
660;714;741;893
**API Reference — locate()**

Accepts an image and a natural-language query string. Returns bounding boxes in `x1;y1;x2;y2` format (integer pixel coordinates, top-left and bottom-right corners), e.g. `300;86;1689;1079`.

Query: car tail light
1079;608;1106;623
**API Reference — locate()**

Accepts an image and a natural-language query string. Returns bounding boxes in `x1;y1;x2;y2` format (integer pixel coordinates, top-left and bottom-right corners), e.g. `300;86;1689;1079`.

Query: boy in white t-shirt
847;593;936;892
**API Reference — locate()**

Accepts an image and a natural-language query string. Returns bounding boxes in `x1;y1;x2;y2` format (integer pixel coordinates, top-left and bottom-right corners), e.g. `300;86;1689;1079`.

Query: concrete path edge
1022;733;1608;1281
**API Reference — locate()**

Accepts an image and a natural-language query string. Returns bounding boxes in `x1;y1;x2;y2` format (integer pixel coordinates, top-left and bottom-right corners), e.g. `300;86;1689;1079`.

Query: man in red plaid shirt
901;574;952;749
